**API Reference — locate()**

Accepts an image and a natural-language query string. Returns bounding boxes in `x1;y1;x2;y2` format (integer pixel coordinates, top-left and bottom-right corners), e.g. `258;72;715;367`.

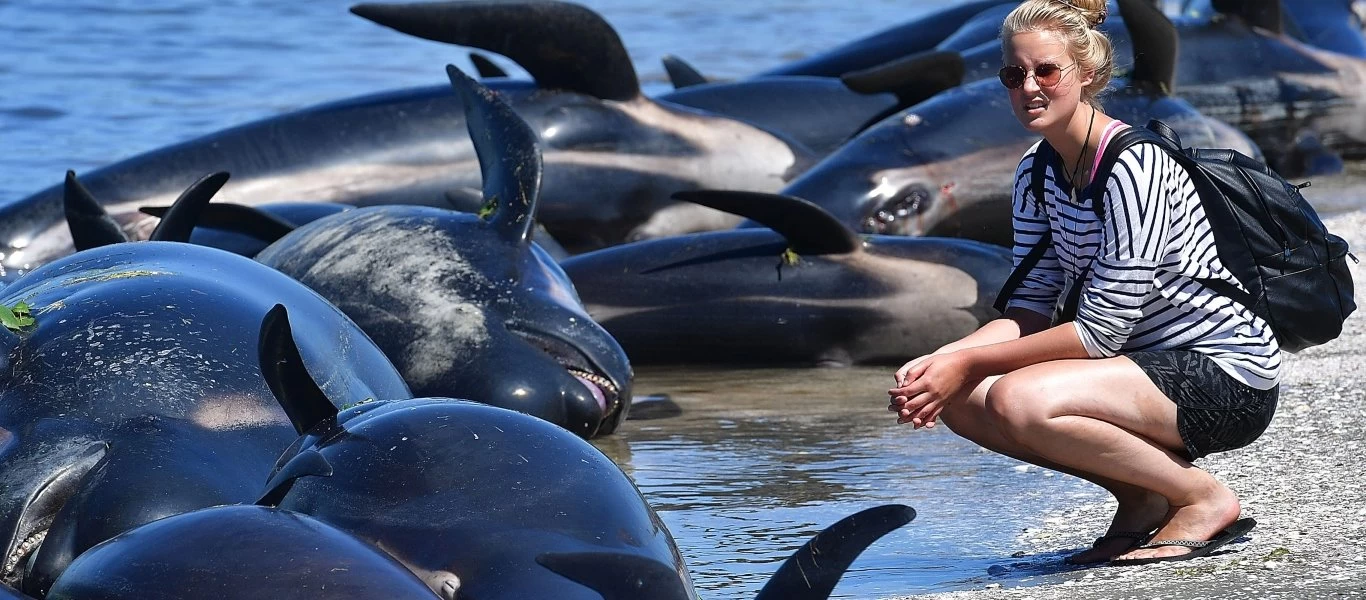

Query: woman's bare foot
1066;489;1169;564
1114;480;1242;561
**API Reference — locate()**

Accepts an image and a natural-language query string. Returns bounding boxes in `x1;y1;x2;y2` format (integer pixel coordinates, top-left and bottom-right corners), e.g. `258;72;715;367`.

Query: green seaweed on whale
0;302;35;332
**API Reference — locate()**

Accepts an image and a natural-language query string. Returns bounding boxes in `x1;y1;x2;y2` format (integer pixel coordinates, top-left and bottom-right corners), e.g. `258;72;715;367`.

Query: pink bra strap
1092;120;1129;179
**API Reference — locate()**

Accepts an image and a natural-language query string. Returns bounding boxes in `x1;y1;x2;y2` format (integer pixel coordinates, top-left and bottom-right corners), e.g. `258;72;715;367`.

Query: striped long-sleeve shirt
1006;138;1281;390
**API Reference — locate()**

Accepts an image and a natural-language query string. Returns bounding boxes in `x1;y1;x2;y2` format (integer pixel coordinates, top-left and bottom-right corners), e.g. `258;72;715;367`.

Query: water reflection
598;367;1101;598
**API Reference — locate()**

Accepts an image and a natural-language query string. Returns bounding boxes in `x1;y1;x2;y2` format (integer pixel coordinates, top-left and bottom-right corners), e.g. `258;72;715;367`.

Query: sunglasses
998;62;1076;89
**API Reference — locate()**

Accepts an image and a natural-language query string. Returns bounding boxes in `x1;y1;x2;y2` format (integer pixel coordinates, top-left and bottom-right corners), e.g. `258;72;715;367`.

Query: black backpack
995;119;1356;353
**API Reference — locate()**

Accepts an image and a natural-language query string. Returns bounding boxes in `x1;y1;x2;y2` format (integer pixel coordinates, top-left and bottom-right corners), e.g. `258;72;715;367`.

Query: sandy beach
895;209;1366;599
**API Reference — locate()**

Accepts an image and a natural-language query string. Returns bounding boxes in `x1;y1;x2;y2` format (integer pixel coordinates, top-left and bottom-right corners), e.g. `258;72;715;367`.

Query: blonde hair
1000;0;1114;106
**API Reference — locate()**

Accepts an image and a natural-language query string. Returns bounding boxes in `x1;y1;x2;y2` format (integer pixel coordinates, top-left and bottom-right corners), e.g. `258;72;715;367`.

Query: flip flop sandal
1109;517;1257;566
1064;530;1154;565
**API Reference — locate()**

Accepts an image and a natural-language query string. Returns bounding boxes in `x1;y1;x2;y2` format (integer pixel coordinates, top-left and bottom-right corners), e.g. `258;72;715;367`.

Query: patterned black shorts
1127;350;1279;461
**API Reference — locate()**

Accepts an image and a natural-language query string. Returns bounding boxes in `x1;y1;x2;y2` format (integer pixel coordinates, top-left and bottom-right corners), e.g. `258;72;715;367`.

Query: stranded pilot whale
201;66;633;438
45;505;441;600
0;2;817;275
0;219;409;594
560;191;1013;367
250;310;915;599
759;0;1261;246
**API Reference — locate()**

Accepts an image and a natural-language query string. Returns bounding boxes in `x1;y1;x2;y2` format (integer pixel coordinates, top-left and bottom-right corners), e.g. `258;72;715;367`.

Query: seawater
2;1;1362;597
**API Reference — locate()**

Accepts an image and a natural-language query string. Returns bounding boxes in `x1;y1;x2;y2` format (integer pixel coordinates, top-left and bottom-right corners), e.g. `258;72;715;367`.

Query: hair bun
1053;0;1107;28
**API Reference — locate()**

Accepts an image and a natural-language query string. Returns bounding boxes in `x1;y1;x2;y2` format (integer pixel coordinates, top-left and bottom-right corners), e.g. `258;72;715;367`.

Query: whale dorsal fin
536;553;693;600
351;1;640;101
469;52;508;78
840;50;964;109
258;305;339;436
447;64;544;246
755;504;916;600
256;449;334;507
63;171;129;250
1119;0;1178;95
1211;0;1283;35
148;172;230;243
140;202;297;244
661;55;707;89
671;190;860;255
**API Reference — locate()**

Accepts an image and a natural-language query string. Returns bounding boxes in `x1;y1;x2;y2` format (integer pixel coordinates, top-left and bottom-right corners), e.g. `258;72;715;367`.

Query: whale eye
863;185;931;234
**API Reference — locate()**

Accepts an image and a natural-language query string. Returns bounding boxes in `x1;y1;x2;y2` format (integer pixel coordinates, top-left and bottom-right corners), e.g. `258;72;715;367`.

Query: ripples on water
3;1;1364;597
604;368;1098;597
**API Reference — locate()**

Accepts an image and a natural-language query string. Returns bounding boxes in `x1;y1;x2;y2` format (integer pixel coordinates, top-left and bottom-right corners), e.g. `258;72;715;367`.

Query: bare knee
984;374;1055;439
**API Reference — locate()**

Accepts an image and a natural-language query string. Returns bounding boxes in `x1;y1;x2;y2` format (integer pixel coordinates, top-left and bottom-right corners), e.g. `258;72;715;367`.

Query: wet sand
893;209;1366;599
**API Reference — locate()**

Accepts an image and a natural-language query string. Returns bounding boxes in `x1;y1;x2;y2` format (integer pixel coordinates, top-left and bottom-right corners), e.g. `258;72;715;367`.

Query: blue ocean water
0;0;952;203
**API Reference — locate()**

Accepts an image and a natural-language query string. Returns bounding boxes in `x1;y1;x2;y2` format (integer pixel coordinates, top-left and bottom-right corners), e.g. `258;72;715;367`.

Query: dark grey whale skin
45;506;440;600
0;242;410;595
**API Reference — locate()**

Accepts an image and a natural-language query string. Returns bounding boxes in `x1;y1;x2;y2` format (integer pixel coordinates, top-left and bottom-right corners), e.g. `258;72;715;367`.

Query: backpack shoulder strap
1030;141;1054;213
994;145;1057;314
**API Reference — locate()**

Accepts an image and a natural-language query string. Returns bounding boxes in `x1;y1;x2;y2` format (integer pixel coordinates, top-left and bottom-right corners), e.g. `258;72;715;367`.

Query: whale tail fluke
754;504;916;600
147;172;230;243
63;171;129;250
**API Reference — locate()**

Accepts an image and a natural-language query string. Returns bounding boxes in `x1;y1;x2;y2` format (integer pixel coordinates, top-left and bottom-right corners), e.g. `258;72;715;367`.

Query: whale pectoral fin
662;55;708;89
1119;0;1178;96
140;202;296;244
840;50;964;111
258;304;338;436
536;552;693;600
351;2;640;101
755;504;915;600
63;171;129;250
672;190;861;255
256;449;333;507
445;64;545;247
469;51;509;78
148;172;231;243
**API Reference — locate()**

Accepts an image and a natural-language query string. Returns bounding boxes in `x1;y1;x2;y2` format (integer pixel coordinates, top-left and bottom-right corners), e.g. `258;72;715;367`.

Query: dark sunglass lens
998;66;1025;89
1035;63;1062;86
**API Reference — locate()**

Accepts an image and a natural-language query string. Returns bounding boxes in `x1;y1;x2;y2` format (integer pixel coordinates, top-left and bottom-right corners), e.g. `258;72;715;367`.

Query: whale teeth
2;529;46;584
567;368;620;409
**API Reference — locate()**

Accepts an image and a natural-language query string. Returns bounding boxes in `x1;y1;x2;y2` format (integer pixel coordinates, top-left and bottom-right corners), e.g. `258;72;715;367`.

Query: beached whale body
253;318;915;600
797;0;1366;177
45;506;440;600
562;192;1012;367
763;0;1263;246
241;66;632;439
0;2;812;279
0;241;410;596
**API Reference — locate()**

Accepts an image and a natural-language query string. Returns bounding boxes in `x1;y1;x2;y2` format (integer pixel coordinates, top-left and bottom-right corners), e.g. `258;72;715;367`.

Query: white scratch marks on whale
282;211;490;388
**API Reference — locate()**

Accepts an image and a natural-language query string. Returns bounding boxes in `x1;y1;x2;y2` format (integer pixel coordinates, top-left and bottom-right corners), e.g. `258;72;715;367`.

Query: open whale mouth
567;369;619;415
2;530;45;585
506;325;623;418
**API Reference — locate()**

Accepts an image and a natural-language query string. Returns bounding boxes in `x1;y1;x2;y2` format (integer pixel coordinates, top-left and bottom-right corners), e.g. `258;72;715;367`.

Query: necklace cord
1070;105;1096;190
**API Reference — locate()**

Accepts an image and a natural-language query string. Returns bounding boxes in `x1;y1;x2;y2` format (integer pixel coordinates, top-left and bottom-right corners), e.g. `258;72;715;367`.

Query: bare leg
938;376;1167;563
982;357;1242;561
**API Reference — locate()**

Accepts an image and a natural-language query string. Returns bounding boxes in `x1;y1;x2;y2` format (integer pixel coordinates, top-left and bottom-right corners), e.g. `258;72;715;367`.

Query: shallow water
4;1;1366;597
600;367;1099;597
